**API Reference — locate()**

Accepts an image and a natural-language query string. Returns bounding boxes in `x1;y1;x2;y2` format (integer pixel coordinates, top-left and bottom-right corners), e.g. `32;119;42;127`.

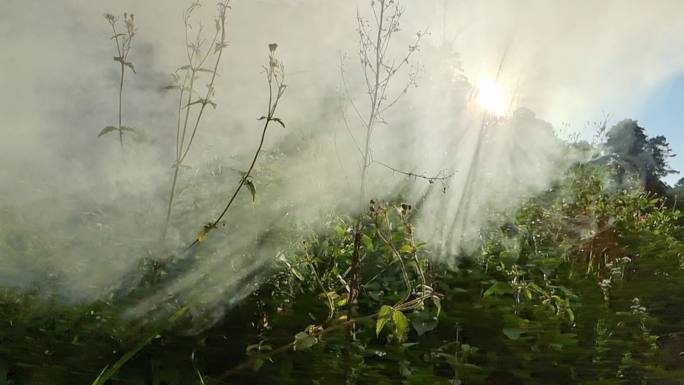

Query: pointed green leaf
432;296;441;317
483;282;513;297
376;305;393;336
98;126;118;137
271;117;286;128
215;41;229;53
392;310;410;342
566;308;575;323
361;234;373;250
400;244;415;253
244;179;256;202
293;332;317;351
502;328;524;340
124;61;136;73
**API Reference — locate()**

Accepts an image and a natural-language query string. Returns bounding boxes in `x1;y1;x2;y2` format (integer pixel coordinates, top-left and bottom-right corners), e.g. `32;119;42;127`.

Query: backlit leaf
502;328;524;340
293;332;317;351
376;305;393;336
244;179;256;202
392;310;410;342
98;126;118;137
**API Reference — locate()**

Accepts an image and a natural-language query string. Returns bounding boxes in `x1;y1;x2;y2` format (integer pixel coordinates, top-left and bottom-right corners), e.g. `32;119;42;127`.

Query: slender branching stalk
342;0;426;339
372;159;453;185
188;44;287;248
162;0;231;239
99;12;137;150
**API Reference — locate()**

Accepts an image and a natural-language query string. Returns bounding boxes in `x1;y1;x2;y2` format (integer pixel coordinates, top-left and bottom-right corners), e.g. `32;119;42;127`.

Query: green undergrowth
1;163;683;384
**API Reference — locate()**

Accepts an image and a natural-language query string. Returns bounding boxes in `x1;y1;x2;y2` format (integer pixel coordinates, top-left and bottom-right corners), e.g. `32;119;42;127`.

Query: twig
373;159;454;183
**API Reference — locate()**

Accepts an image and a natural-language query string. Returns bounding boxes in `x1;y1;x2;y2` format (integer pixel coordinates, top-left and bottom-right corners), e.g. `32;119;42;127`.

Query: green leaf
124;61;136;73
215;41;229;53
521;288;532;301
411;318;438;336
252;358;264;372
392;310;410;342
293;332;317;351
502;328;524;341
400;244;415;253
196;227;207;243
119;126;139;135
376;305;393;336
245;344;261;355
483;282;513;297
244;179;256;202
98;126;118;137
432;296;441;317
271;118;286;128
336;294;348;307
112;56;136;73
362;234;373;250
565;308;575;323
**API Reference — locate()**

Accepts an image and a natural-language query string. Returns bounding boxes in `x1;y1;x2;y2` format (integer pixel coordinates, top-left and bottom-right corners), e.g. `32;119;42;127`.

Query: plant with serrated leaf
162;0;231;239
100;12;139;149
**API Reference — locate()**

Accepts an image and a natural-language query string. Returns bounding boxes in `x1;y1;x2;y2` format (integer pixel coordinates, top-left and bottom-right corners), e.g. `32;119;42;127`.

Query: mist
1;0;683;322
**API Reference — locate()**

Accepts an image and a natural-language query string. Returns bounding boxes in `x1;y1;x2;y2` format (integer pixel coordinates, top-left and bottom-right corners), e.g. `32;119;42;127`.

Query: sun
476;78;507;117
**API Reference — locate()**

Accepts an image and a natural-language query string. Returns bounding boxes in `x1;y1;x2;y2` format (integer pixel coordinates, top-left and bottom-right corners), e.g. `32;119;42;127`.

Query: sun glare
476;78;507;117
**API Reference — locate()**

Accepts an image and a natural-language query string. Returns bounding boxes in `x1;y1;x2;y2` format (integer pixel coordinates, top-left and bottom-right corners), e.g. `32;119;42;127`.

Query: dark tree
605;119;676;193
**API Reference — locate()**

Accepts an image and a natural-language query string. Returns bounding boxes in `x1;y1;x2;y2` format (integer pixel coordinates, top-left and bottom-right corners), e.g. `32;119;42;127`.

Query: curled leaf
98;126;118;137
244;179;256;202
124;61;136;73
431;296;441;317
376;305;393;336
197;228;207;243
215;41;229;53
293;331;317;351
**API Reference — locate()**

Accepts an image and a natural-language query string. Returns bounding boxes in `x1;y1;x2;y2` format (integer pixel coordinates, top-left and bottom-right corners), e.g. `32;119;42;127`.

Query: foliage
2;1;684;385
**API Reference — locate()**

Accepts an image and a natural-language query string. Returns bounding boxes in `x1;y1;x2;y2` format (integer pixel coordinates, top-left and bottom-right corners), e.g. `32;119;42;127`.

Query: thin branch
372;159;454;183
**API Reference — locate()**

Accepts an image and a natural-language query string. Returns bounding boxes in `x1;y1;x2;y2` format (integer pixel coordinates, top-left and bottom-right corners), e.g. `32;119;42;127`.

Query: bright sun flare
476;78;507;116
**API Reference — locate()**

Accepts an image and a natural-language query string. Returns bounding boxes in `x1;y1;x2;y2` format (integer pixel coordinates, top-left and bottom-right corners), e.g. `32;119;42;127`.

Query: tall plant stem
162;164;181;239
347;0;385;335
187;57;286;248
118;62;125;151
162;2;228;239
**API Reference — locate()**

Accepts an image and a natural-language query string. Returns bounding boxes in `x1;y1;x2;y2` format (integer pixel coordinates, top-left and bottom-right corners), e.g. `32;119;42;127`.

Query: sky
634;72;684;185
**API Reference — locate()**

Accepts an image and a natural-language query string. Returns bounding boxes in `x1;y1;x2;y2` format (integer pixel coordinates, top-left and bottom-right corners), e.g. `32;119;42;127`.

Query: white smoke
0;0;682;320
